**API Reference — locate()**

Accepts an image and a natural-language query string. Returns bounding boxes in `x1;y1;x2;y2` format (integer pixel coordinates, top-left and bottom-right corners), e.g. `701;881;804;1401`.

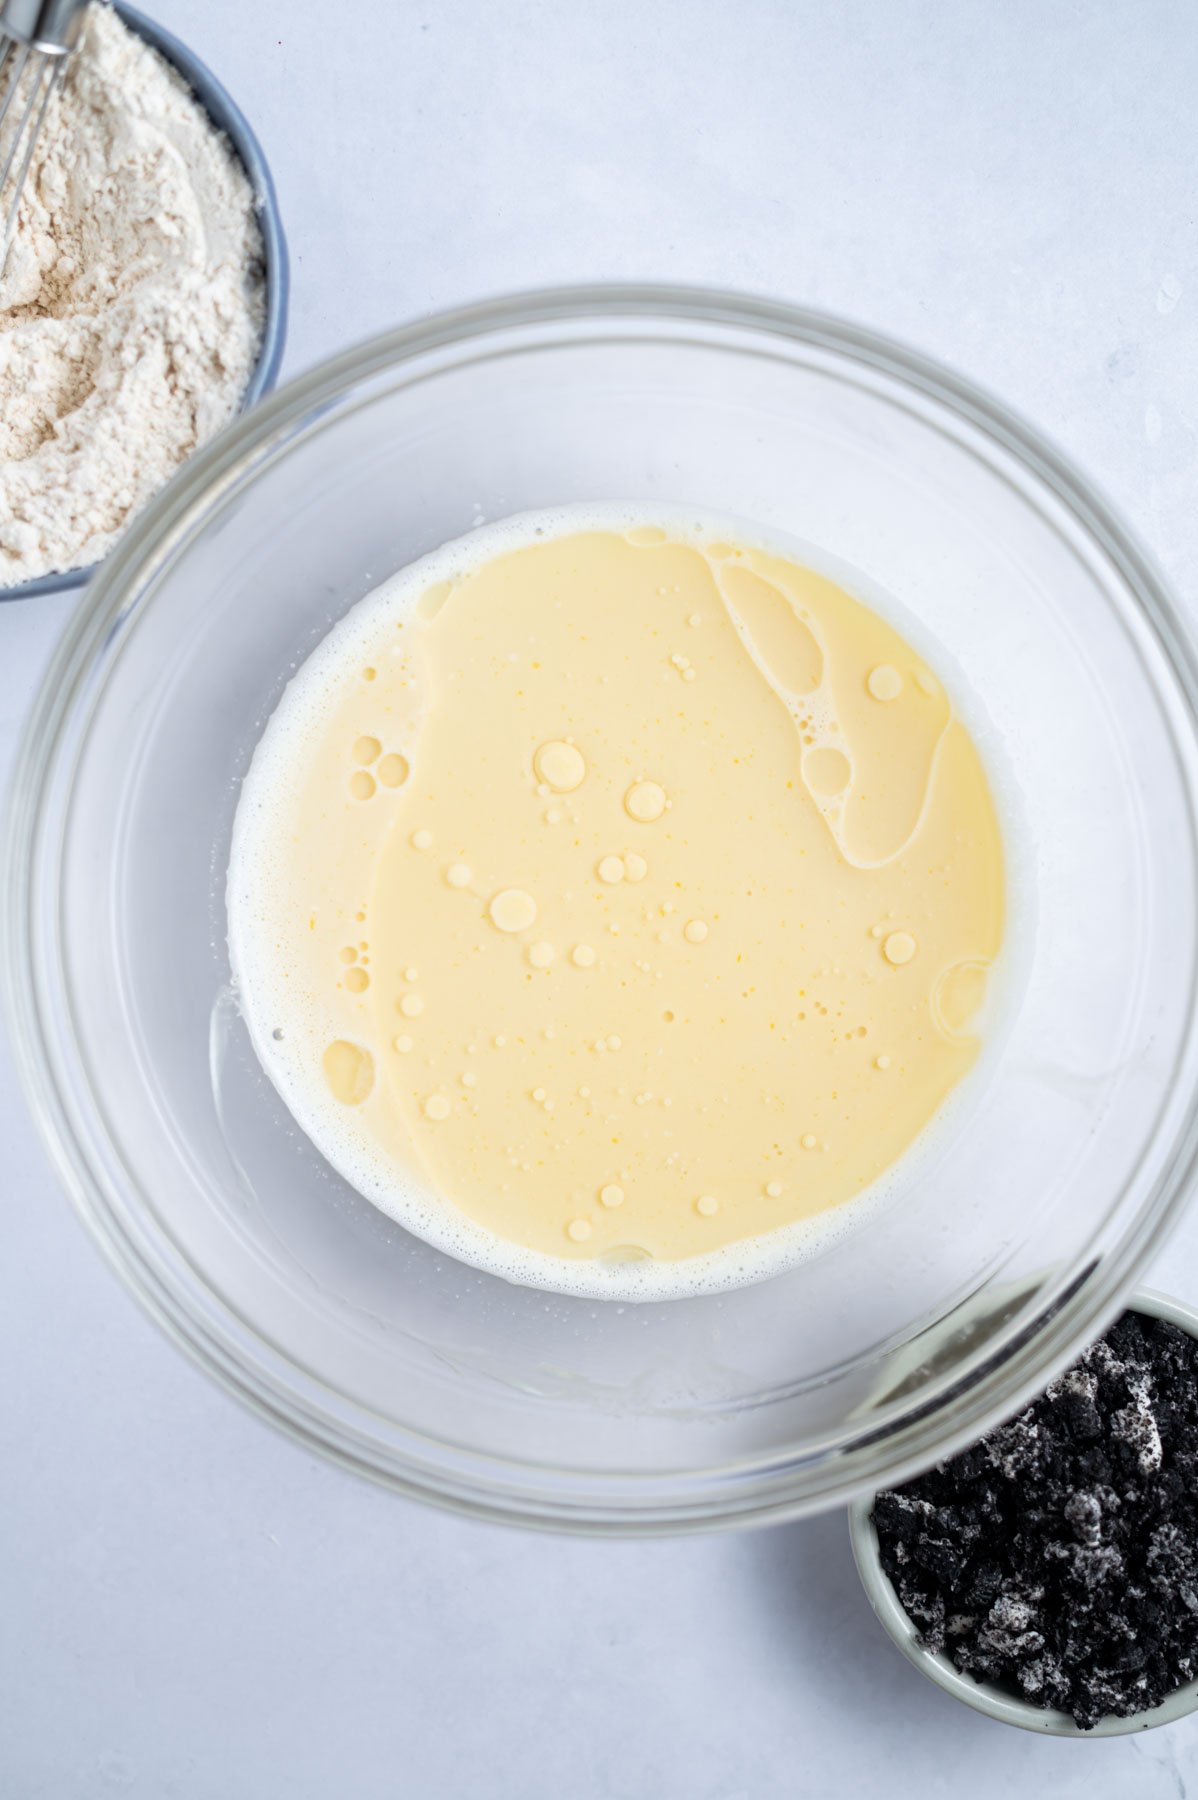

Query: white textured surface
4;1;1198;1792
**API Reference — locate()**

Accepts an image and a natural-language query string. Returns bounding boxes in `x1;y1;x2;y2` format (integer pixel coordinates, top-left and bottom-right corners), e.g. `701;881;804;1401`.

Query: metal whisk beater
0;0;86;273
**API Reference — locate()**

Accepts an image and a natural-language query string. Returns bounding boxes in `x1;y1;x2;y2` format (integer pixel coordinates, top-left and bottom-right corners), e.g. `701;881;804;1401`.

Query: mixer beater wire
0;0;86;276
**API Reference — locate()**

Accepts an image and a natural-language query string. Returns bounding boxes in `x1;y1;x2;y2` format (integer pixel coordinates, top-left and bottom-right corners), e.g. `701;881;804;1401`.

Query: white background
4;1;1198;1793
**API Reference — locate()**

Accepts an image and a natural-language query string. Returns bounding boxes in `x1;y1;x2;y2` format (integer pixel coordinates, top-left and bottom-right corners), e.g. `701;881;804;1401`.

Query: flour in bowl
0;3;265;585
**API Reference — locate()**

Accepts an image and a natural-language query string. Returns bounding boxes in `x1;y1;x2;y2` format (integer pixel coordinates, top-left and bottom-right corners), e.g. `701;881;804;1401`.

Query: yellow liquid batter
229;515;1005;1298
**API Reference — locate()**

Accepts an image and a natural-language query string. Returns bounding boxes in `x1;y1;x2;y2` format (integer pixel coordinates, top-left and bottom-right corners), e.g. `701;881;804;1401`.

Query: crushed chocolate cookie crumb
872;1310;1198;1729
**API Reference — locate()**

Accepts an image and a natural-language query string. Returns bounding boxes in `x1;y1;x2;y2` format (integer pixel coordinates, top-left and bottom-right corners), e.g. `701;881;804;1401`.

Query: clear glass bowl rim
7;282;1198;1535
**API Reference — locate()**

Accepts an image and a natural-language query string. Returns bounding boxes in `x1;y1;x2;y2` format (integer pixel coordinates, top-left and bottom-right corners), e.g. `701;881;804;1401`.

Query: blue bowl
0;1;289;603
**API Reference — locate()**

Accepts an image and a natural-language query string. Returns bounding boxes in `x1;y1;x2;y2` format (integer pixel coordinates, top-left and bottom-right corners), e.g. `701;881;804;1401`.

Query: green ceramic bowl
849;1287;1198;1736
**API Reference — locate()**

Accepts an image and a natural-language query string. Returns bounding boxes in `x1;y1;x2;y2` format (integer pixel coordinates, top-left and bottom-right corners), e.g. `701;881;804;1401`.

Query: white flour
0;3;265;584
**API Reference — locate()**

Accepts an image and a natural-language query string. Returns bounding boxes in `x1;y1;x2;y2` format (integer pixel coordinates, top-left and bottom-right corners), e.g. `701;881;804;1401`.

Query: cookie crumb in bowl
0;2;269;590
853;1289;1198;1735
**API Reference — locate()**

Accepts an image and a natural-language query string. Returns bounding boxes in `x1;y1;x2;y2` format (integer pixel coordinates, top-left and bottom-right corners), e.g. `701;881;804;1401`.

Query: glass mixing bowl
7;287;1198;1533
